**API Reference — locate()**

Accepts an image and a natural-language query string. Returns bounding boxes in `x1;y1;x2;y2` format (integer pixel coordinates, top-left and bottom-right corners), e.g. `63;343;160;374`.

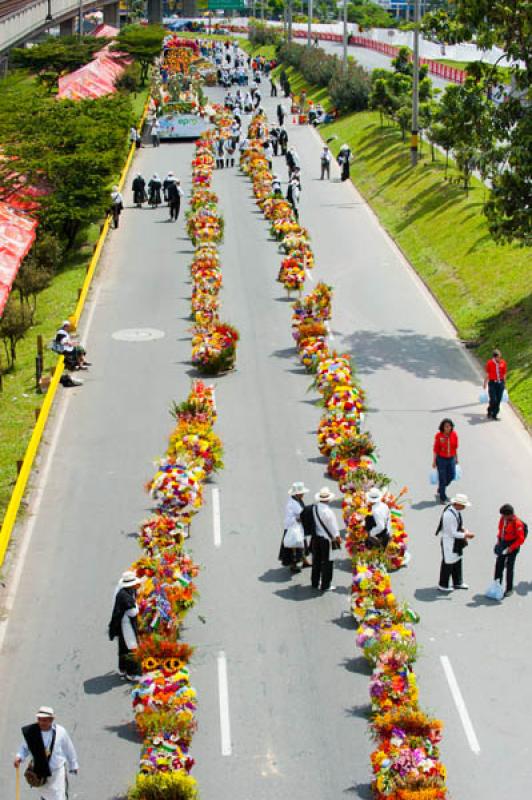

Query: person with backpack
311;487;341;592
493;504;527;597
437;493;475;592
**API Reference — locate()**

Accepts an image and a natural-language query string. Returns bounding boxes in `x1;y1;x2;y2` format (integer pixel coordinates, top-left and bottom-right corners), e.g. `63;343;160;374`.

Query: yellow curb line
0;97;150;568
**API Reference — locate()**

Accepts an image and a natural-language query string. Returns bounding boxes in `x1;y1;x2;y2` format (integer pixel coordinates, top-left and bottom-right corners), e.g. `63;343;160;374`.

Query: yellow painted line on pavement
0;98;150;568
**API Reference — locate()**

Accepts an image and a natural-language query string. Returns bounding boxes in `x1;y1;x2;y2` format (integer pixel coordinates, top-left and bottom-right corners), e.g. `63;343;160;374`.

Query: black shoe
504;589;513;597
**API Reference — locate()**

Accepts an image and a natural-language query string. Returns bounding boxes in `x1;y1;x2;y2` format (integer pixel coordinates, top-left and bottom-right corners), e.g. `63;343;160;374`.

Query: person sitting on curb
53;320;90;371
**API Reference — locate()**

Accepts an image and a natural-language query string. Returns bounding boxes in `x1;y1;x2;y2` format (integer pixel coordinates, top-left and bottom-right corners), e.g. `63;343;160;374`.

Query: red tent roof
0;203;38;317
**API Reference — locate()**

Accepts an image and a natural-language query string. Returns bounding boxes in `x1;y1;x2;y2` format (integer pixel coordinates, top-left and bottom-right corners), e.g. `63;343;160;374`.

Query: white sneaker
322;585;336;592
454;583;469;590
438;585;453;592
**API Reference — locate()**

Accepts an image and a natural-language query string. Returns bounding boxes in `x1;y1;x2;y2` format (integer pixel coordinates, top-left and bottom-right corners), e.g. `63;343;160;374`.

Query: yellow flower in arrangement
168;419;224;475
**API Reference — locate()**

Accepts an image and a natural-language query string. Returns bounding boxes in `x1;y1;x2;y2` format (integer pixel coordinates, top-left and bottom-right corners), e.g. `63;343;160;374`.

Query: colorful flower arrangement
239;111;447;800
126;376;223;800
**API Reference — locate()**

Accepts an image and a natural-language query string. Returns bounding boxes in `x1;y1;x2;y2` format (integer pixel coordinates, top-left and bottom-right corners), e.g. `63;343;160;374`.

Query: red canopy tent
0;203;38;317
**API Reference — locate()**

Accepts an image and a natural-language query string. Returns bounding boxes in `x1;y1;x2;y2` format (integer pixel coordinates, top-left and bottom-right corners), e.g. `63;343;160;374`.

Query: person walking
311;487;341;592
14;706;78;800
148;174;162;207
286;177;300;221
436;493;475;592
320;145;331;180
167;178;184;221
108;570;142;680
224;137;236;168
270;75;277;96
163;171;175;203
110;186;123;229
277;102;285;127
279;481;310;573
279;126;288;157
216;137;225;169
432;418;459;503
263;139;273;169
364;487;391;549
150;119;161;148
132;173;146;207
493;504;527;597
337;143;352;181
484;349;507;420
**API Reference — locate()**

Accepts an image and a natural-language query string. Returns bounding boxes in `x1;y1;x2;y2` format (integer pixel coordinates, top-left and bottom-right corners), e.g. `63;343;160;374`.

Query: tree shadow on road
83;672;125;695
342;329;477;384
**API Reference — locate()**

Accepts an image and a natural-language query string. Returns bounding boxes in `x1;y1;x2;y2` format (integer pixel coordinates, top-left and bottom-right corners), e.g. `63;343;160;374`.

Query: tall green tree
422;0;531;244
113;24;166;85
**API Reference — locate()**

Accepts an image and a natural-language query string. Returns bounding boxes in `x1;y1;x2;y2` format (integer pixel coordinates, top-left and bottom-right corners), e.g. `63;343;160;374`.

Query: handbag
494;541;507;557
24;763;47;788
283;521;304;549
452;537;468;555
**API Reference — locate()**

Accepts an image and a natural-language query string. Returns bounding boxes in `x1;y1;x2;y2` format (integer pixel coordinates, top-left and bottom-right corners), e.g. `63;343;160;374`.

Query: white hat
366;487;383;504
36;706;54;718
340;143;349;150
120;570;141;588
62;320;71;327
315;486;335;502
450;493;471;507
289;481;309;496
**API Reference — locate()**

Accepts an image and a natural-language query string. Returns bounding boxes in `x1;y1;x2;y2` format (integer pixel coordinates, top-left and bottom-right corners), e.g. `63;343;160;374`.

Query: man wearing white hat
365;487;391;549
311;487;341;592
14;706;78;800
436;493;475;592
108;570;142;680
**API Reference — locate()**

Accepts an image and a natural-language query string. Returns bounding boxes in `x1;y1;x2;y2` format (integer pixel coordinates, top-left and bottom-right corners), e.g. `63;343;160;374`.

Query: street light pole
307;0;312;47
287;0;293;42
342;0;348;71
410;0;420;165
78;0;82;38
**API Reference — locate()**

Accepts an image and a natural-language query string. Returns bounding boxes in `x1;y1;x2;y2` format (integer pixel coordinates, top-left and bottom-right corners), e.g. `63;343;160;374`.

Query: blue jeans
436;455;456;501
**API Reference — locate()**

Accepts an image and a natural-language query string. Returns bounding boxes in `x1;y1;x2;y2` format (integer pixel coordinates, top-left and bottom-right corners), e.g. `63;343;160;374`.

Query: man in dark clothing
279;126;288;156
167;178;184;221
277;103;285;127
108;571;141;680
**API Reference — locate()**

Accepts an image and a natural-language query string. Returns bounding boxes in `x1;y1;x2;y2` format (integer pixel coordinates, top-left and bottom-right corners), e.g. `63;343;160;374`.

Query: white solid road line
440;655;481;755
217;651;232;756
212;487;221;548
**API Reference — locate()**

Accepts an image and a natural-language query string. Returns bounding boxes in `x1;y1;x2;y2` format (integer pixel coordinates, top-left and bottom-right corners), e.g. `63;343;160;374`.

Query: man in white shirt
14;706;78;800
320;145;332;180
437;493;475;592
311;487;341;592
365;487;391;549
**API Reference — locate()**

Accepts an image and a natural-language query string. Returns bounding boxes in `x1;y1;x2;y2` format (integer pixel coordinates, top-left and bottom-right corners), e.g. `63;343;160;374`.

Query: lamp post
342;0;348;71
410;0;420;165
307;0;312;47
78;0;83;38
45;0;52;29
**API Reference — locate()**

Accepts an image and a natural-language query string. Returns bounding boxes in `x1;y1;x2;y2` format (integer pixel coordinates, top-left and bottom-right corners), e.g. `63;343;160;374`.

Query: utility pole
261;0;265;20
287;0;293;42
342;0;348;71
252;0;255;18
307;0;312;47
410;0;420;165
78;0;83;38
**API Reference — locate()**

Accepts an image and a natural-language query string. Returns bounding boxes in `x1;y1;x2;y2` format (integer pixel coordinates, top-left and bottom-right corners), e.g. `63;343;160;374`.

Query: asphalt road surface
0;80;531;800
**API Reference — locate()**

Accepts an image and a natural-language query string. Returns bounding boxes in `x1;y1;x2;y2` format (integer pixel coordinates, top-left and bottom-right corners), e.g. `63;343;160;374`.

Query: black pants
320;162;330;180
494;549;519;591
311;536;333;590
118;631;138;676
488;380;505;418
439;557;463;588
271;84;277;96
169;200;181;220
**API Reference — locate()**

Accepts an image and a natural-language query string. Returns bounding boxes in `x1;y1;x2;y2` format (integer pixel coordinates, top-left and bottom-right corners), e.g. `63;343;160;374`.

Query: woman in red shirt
432;418;459;503
494;504;526;596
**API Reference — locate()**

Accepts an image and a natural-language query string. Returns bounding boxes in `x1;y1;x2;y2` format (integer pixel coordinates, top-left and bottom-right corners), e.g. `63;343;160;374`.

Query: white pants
40;766;67;800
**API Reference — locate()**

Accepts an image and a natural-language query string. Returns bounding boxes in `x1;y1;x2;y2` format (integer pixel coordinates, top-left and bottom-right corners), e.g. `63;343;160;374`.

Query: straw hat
289;481;309;496
366;487;383;504
315;486;335;503
36;707;54;718
450;493;471;507
120;571;141;588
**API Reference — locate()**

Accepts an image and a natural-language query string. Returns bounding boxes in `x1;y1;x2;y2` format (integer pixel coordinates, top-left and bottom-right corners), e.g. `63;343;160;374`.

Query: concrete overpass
0;0;161;55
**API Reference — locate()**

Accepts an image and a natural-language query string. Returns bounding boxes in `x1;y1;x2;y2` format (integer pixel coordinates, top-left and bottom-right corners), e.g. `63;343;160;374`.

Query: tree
113;24;166;85
11;36;106;90
0;297;31;369
328;63;371;113
347;0;396;29
422;0;531;244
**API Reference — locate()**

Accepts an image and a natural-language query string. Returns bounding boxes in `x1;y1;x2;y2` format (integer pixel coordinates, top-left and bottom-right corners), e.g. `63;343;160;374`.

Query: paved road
0;78;531;800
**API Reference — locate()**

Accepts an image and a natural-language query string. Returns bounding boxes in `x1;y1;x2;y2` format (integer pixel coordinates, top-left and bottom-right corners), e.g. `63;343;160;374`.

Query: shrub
328;64;371;112
249;22;280;47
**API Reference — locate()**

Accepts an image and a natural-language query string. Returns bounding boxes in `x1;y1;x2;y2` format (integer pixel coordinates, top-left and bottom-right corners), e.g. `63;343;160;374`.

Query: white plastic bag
485;580;504;602
429;468;438;486
503;389;509;403
283;522;304;548
454;464;462;481
479;389;488;404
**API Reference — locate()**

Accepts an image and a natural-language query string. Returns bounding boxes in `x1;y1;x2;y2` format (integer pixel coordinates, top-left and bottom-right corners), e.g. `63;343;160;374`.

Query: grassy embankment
243;41;532;426
0;79;148;525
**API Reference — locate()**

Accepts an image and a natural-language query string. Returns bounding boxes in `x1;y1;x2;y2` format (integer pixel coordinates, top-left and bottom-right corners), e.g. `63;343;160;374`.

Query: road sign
208;0;246;9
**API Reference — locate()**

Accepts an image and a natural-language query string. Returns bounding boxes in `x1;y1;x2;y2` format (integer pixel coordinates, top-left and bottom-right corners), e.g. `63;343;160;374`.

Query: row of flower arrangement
239;111;447;800
187;110;239;375
124;379;222;800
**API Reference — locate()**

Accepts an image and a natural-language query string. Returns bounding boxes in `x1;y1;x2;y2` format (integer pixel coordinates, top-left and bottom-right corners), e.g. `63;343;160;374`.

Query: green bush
249;22;281;47
328;64;371;113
